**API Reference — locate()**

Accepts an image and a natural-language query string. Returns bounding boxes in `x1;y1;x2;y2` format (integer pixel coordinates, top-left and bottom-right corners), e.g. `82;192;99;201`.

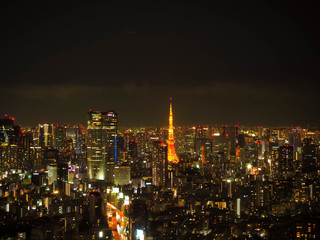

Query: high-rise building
0;117;21;172
114;166;131;185
45;149;59;185
88;191;106;225
66;125;84;154
38;123;54;148
278;144;294;177
152;141;168;187
167;98;179;164
184;127;195;154
301;137;318;173
194;138;212;155
223;125;238;157
136;131;147;157
18;131;33;170
105;111;117;165
195;126;209;139
54;125;65;149
87;111;117;180
128;140;138;159
0;117;20;145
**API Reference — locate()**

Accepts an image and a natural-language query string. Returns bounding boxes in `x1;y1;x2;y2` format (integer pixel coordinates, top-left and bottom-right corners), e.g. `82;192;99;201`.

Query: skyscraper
38;123;54;148
105;111;117;165
301;137;318;173
152;141;168;186
66;125;84;154
278;144;294;177
167;98;179;164
87;110;117;180
222;125;238;157
54;125;65;149
0;117;21;172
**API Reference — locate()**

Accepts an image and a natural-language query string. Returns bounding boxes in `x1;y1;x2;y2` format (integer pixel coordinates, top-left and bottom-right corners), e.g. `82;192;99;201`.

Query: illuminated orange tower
167;98;179;163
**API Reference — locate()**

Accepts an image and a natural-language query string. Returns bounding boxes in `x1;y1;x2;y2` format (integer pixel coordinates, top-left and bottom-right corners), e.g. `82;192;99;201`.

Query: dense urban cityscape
0;99;320;239
1;1;320;239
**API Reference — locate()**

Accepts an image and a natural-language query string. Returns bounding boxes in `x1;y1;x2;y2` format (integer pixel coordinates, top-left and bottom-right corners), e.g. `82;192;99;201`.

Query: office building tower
0;144;17;172
0;117;20;145
194;138;212;155
0;117;21;172
278;144;294;177
57;157;69;193
136;131;147;157
289;132;302;152
18;132;33;170
195;126;209;139
66;125;84;154
301;137;318;173
114;166;131;185
249;178;272;214
105;111;117;165
223;125;238;156
54;125;65;149
87;111;117;180
89;191;106;225
45;149;59;185
152;141;168;187
38;123;54;148
184;127;195;154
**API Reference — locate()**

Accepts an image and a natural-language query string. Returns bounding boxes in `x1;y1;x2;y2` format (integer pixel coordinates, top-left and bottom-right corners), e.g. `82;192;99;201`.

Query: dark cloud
0;1;319;126
9;84;101;100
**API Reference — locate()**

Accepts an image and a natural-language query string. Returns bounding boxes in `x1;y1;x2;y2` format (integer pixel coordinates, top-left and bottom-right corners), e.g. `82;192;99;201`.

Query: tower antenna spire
167;98;179;163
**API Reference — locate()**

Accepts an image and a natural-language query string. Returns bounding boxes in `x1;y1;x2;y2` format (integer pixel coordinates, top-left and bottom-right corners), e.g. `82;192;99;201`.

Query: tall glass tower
87;111;117;180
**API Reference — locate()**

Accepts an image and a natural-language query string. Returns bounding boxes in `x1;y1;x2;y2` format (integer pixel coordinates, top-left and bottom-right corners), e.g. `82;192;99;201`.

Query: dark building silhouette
152;141;168;187
301;137;318;173
278;144;294;177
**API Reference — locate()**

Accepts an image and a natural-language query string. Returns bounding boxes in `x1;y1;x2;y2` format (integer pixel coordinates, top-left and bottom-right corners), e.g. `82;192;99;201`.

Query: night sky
1;1;320;127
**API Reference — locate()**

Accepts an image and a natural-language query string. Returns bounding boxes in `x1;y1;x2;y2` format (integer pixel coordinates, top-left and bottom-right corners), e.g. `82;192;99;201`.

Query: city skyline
1;1;320;239
1;96;320;239
3;106;320;129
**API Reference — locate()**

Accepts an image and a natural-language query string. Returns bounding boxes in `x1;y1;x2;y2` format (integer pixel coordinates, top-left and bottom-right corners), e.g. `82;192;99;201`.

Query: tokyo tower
167;98;179;163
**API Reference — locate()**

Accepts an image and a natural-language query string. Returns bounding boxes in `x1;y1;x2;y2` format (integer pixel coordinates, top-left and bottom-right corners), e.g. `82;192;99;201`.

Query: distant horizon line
18;123;320;130
1;113;318;129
